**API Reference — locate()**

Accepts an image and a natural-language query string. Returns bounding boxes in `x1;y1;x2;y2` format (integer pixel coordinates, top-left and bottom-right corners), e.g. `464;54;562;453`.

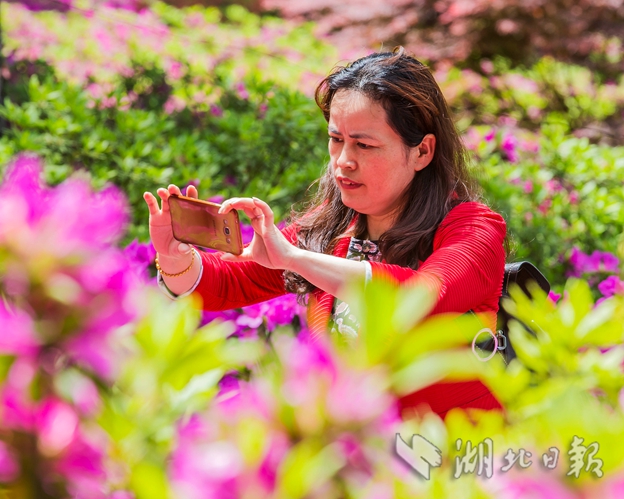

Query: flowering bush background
1;156;624;498
1;0;624;497
2;0;623;291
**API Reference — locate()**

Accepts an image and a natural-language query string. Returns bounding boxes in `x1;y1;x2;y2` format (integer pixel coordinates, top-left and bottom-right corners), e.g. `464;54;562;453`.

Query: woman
144;48;507;418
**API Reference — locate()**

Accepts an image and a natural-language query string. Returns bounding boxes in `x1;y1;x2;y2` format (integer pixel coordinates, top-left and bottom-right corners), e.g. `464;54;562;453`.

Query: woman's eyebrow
328;127;377;140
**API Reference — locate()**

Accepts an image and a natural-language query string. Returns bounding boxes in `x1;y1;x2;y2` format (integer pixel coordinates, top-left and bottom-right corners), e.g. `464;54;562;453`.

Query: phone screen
169;195;243;255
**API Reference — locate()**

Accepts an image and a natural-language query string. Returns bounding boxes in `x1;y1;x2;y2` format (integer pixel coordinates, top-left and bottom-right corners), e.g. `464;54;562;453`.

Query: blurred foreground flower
0;154;140;379
169;333;410;499
0;154;142;496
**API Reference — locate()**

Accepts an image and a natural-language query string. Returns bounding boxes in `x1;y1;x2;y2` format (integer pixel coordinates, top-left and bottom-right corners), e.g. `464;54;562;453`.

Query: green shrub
0;74;327;241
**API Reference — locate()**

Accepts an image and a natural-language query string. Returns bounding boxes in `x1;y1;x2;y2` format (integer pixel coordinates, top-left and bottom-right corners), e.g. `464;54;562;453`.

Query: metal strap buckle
496;331;507;351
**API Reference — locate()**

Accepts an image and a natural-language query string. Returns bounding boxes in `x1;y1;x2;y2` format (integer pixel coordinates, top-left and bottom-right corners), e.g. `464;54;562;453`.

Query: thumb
220;250;253;263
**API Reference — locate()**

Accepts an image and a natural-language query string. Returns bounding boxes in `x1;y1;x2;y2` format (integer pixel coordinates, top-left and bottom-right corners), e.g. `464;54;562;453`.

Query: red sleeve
369;202;506;316
193;224;297;311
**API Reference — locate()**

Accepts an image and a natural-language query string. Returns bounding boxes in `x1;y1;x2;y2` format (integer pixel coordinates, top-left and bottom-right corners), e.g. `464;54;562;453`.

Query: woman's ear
413;134;436;172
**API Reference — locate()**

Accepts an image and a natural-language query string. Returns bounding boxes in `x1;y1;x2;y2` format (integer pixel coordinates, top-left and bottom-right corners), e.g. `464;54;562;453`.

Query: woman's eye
357;142;372;149
329;136;343;143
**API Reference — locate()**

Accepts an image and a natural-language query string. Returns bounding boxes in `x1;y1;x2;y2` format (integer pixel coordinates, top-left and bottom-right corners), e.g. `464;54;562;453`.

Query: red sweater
194;201;506;418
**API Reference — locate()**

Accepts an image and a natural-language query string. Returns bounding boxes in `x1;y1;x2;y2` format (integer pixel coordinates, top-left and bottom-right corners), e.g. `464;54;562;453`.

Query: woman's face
328;90;421;231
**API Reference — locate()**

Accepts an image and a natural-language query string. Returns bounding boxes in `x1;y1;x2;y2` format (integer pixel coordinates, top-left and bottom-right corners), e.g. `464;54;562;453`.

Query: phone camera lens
224;227;231;235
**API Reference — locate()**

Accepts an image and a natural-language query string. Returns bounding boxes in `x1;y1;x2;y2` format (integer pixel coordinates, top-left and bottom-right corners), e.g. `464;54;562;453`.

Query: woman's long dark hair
284;47;480;297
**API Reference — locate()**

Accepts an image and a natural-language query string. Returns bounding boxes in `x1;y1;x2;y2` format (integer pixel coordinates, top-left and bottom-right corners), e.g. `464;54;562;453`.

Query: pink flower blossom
484;128;496;142
598;276;624;298
163;95;186;114
234;82;250;100
0;155;140;380
0;442;19;483
210;104;224;117
548;291;561;303
37;398;79;456
66;374;102;417
207;194;225;204
568;247;620;277
537;198;551;214
489;472;579;499
259;102;268;118
167;60;184;80
480;60;494;74
501;133;519;163
545;179;563;194
521;138;540;153
527;106;542;120
124;239;156;282
0;358;38;431
0;302;40;356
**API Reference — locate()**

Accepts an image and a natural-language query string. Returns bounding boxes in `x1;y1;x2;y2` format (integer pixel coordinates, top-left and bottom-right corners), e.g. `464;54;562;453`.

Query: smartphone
168;194;244;255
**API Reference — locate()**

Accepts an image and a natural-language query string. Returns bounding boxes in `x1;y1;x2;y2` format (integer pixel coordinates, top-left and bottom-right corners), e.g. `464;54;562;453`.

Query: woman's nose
336;146;356;169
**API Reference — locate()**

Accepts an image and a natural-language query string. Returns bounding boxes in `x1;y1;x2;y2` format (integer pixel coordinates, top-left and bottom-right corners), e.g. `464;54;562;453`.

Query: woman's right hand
143;184;198;271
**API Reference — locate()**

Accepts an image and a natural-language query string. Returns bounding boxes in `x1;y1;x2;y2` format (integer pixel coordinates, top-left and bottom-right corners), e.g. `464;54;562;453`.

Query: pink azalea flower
167;60;184;80
37;398;79;456
0;442;19;483
545;179;562;193
163;95;186;114
258;102;268;118
548;291;562;303
124;239;156;282
480;60;494;74
598;275;624;298
56;430;108;499
235;82;250;100
207;194;225;204
210;104;224;117
0;358;39;431
537;198;551;214
0;302;40;356
501;133;519;163
489;473;579;499
0;155;140;380
601;252;620;272
568;247;589;276
64;373;102;417
64;329;121;381
326;369;394;424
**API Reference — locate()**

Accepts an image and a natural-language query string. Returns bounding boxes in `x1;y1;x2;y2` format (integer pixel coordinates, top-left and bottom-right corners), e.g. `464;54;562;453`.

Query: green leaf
130;461;171;499
275;441;346;499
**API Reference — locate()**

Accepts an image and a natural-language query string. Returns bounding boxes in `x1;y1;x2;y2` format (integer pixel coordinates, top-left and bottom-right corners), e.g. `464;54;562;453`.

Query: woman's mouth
337;177;362;189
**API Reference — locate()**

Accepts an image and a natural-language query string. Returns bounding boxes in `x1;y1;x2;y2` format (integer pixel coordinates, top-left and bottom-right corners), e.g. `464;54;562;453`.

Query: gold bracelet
155;250;195;278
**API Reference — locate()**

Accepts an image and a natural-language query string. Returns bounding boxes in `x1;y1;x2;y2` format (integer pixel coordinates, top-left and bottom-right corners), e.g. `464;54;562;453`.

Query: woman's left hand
218;197;296;270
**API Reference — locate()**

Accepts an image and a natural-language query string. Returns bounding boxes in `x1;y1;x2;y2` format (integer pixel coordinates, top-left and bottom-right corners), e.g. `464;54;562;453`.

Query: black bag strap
472;261;550;364
502;261;550;298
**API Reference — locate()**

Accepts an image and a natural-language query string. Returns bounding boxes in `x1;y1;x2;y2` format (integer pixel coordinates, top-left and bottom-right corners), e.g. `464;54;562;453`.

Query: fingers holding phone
143;184;195;259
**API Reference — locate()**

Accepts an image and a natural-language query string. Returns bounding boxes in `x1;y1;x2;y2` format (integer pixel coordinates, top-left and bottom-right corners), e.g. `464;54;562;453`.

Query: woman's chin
339;194;362;213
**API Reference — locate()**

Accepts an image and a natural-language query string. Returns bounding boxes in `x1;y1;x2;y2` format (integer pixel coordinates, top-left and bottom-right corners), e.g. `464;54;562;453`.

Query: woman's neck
365;213;395;240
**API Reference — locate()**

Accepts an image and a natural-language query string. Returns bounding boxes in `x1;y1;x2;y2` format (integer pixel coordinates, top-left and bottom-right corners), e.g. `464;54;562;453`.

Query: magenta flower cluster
169;335;401;498
566;246;623;302
0;154;141;496
568;247;620;276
